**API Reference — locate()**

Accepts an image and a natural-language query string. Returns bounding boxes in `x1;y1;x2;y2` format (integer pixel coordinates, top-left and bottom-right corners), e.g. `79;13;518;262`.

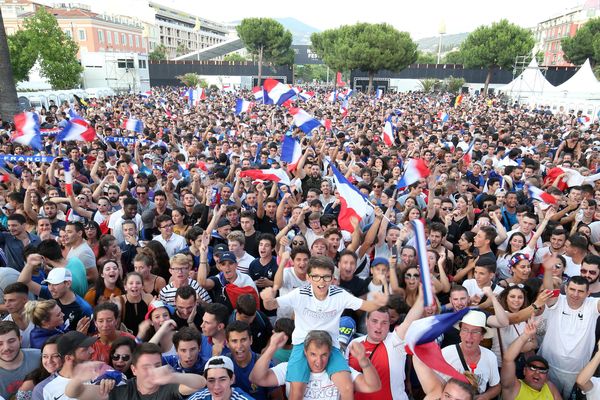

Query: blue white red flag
396;159;430;189
12;112;42;151
263;79;296;106
330;163;373;233
122;118;144;133
289;108;322;134
58;119;96;142
281;136;302;172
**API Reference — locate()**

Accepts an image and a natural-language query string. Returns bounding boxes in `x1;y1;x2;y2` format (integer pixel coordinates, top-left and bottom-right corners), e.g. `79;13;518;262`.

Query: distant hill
416;32;469;53
231;18;320;45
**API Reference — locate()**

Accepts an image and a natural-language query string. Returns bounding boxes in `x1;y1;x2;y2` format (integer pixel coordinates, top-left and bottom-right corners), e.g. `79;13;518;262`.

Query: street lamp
437;19;446;64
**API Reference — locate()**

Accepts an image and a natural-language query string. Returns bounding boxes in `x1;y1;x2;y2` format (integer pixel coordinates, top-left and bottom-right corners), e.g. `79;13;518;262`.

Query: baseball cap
57;331;98;356
42;268;73;285
204;355;234;373
214;243;228;255
371;257;389;268
338;316;356;346
525;355;549;370
218;251;237;263
216;218;231;228
144;300;173;320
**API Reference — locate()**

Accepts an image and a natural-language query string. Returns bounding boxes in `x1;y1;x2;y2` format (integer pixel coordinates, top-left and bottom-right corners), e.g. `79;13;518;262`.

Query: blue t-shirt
200;335;231;362
39;286;93;331
233;352;273;400
162;352;206;374
188;387;254;400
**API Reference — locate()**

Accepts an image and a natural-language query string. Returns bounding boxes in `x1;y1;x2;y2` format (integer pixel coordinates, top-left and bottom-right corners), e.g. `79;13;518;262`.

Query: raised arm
577;338;600;393
501;319;538;396
17;254;43;296
358;207;383;258
272;251;290;293
249;332;288;387
256;183;266;219
527;209;554;251
196;232;215;290
349;342;382;393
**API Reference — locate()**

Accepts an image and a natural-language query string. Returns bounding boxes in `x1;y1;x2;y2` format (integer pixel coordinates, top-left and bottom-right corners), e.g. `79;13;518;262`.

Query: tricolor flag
141;90;152;98
263;79;296;106
239;168;291;186
281;136;302;172
122;118;144;133
528;185;558;205
252;86;264;103
340;88;353;99
63;160;74;196
438;111;449;123
330;163;373;233
376;88;383;99
327;90;337;103
57;119;96;142
396;159;430;189
340;98;349;118
578;115;591;124
462;140;475;167
299;91;315;101
412;219;434;306
186;87;206;106
235;99;253;115
382;115;394;146
405;308;471;383
289;108;322;134
454;93;463;107
12;112;42;151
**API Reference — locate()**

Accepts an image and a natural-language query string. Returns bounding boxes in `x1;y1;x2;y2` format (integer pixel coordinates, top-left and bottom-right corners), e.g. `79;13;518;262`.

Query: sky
68;0;584;39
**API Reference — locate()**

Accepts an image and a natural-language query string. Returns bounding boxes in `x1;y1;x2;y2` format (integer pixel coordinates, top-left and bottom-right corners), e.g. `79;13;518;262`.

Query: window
135;36;140;48
64;29;72;38
117;59;135;69
98;30;104;43
138;59;146;69
107;30;112;44
128;34;133;47
122;33;126;45
78;29;86;41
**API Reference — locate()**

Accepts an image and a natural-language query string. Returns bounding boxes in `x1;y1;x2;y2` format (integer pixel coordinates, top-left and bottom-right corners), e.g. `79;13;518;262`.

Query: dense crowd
0;86;599;400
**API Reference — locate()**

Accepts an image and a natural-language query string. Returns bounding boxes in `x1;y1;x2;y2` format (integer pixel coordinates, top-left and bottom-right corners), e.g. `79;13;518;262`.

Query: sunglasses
292;241;305;246
405;273;420;279
581;269;598;276
373;185;383;188
441;207;452;211
526;365;548;374
111;354;131;362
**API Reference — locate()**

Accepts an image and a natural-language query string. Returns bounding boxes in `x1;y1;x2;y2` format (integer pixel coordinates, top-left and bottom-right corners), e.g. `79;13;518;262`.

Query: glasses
441;207;452;211
84;226;95;230
292;241;305;246
460;328;483;336
553;264;564;269
405;273;420;280
111;354;131;362
526;365;548;374
581;269;598;276
137;192;147;195
373;185;383;188
160;224;173;229
508;282;525;288
309;274;333;282
170;267;189;273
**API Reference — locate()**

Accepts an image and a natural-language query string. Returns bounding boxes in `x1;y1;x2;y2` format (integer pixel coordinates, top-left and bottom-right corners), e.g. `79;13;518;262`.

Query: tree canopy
311;23;417;93
8;8;83;89
562;17;600;66
236;18;294;85
416;51;437;64
460;19;534;94
223;53;248;62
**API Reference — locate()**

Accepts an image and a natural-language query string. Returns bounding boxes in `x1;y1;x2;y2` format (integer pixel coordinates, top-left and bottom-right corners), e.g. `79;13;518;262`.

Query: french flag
376;88;383;99
462;140;475;167
528;185;557;205
252;86;264;103
187;87;206;106
239;168;291;186
382;115;394;146
412;219;434;306
122;118;144;133
289;108;322;134
63;160;74;196
330;163;373;233
12;112;42;151
57;119;96;142
263;79;296;106
299;91;315;101
141;90;152;98
235;99;253;115
340;98;349;118
438;111;449;123
405;308;471;384
281;136;302;172
396;159;431;189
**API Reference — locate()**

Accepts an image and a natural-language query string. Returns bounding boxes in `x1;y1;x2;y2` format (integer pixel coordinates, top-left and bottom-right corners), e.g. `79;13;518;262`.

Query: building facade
533;0;600;66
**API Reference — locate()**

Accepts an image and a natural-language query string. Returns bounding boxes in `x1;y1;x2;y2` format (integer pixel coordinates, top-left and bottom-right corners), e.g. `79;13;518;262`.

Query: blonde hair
24;299;58;326
227;230;245;246
170;253;190;268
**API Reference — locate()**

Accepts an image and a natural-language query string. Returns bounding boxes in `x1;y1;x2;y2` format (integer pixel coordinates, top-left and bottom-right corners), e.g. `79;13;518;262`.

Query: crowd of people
0;85;599;400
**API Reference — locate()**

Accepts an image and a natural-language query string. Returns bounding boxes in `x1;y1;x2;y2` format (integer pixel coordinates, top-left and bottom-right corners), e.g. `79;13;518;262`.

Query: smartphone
551;289;560;298
55;157;63;162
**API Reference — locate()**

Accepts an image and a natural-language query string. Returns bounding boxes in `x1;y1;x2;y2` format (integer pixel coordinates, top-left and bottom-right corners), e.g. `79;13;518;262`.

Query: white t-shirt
67;242;96;271
563;255;581;277
236;252;255;275
277;268;308;319
271;362;360;400
533;246;564;265
539;295;600;373
276;285;363;347
498;229;543;252
43;374;73;400
584;376;600;400
108;211;142;243
441;345;500;394
462;279;504;298
305;229;324;249
374;242;391;260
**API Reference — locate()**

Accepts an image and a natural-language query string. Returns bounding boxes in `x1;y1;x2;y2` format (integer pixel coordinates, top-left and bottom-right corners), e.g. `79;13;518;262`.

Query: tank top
123;298;148;336
516;380;553;400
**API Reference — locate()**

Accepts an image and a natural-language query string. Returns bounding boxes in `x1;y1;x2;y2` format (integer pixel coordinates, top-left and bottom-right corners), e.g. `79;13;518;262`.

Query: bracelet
531;303;540;311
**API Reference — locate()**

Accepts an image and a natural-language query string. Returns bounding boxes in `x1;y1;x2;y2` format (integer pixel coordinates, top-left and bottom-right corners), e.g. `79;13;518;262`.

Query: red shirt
348;339;392;400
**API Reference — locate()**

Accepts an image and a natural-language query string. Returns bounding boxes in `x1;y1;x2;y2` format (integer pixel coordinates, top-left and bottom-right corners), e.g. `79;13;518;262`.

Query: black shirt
109;378;182;400
172;305;205;331
255;216;279;235
244;231;260;258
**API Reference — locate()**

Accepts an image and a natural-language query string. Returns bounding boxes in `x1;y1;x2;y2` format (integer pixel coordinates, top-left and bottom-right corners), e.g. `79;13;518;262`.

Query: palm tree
0;8;20;121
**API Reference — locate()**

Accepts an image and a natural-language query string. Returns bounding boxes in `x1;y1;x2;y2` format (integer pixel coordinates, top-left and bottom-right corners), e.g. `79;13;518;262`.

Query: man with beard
533;228;567;274
43;331;98;400
580;254;600;297
0;321;40;399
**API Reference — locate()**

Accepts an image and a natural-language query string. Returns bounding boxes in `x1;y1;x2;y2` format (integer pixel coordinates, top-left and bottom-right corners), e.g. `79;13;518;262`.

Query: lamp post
437;19;446;64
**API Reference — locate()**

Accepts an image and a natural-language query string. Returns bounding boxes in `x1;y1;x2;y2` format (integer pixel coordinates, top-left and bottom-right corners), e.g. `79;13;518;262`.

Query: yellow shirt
516;380;553;400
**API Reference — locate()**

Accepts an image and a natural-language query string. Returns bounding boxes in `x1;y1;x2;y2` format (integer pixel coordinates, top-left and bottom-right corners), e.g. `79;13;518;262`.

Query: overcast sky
177;0;582;38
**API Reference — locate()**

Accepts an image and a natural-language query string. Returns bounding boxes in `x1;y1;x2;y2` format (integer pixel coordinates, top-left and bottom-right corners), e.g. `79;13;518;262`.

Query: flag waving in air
235;99;253;115
330;163;373;233
58;119;96;142
289;108;322;134
412;219;434;306
281;136;302;172
122;118;144;133
239;168;291;186
382;115;394;146
462;140;475;167
12;112;42;151
528;185;558;205
263;79;296;106
63;160;74;196
396;159;431;189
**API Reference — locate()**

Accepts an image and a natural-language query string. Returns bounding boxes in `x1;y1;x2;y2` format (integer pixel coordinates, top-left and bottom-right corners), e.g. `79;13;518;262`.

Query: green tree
419;78;440;92
460;19;534;94
177;73;202;87
562;17;600;66
7;30;37;82
417;51;437;64
149;44;167;61
445;76;466;93
236;18;294;86
223;53;247;62
175;42;189;57
21;8;82;89
294;64;329;83
312;23;417;93
0;8;20;120
443;50;464;64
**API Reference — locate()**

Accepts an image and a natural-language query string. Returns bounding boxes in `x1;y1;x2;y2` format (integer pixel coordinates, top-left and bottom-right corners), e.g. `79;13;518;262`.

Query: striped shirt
159;278;212;306
188;387;254;400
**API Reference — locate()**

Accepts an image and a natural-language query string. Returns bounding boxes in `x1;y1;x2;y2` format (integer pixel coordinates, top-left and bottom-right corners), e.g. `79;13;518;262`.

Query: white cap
204;356;234;373
42;268;73;285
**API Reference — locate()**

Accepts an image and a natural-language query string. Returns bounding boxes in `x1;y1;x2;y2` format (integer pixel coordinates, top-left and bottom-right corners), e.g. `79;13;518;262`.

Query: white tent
554;59;600;100
500;58;557;98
